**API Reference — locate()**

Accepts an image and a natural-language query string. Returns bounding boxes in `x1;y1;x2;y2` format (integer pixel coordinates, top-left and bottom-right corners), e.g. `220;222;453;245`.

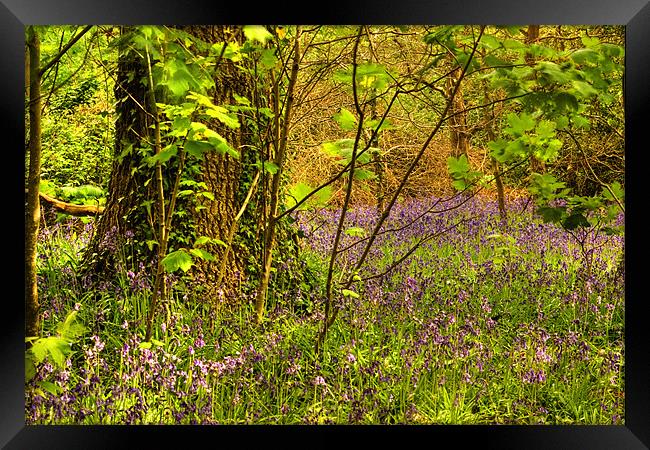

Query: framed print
4;0;649;448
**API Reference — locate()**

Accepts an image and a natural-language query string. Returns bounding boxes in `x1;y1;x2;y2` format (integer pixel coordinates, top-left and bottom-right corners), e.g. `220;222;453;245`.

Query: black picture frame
4;0;648;448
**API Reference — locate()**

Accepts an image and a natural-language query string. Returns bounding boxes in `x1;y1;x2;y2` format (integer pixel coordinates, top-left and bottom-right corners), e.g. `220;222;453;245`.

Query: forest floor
26;195;624;425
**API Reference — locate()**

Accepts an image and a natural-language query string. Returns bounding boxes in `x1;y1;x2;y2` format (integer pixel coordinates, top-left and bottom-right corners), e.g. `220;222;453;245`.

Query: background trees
27;24;624;341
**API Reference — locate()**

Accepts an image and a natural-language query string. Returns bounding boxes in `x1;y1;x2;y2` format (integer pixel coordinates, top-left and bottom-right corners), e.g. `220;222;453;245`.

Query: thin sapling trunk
26;26;42;342
254;27;302;325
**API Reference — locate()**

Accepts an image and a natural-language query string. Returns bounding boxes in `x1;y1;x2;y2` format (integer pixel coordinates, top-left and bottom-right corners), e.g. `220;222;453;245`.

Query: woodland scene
24;25;625;425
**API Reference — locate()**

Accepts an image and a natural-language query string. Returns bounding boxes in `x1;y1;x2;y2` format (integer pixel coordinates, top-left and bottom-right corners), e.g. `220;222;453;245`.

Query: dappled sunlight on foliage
25;24;624;425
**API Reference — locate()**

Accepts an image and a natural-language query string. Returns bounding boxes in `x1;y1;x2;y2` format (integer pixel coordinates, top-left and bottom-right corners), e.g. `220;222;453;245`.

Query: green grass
26;200;624;425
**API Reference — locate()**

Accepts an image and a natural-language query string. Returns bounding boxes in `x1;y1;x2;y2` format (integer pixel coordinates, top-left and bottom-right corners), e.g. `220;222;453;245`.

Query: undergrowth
26;196;624;424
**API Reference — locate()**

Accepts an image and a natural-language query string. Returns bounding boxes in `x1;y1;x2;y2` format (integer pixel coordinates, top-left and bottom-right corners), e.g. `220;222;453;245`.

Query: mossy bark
26;26;42;341
80;26;294;311
81;28;158;279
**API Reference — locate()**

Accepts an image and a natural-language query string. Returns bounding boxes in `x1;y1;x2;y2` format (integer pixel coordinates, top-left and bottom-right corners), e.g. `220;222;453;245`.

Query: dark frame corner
3;0;648;448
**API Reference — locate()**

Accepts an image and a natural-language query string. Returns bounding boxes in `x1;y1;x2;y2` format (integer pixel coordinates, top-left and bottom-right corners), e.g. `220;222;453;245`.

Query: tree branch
38;25;93;78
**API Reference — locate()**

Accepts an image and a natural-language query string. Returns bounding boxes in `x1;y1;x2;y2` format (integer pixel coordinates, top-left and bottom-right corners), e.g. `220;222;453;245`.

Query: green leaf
38;381;62;396
554;92;579;112
190;121;208;134
479;34;501;50
259;48;278;68
207;135;239;159
334;63;391;91
243;25;273;44
571;80;599;98
147;145;178;166
204;105;240;129
321;140;370;164
170;116;192;136
602;181;624;203
510;66;534;80
554;116;569;130
483;54;511;69
199;191;215;201
570;48;600;65
529;173;566;200
455;51;480;73
286;182;312;208
341;289;360;299
163;60;201;97
58;310;79;334
562;213;591;230
139;342;152;349
353;169;376;181
57;312;86;342
537;206;566;223
599;43;624;58
535;120;556;140
233;94;250;106
544;139;563;158
184;140;214;159
528;44;557;59
505;112;536;136
30;336;71;368
452;179;468;191
189;248;215;262
262;161;279;174
25;354;36;382
572;195;602;210
30;339;49;364
194;236;212;246
580;35;600;48
536;61;572;85
333;108;357;131
177;189;194;197
345;227;365;237
212;42;243;61
447;154;470;175
313;185;333;206
364;118;393;132
187;91;239;128
572;115;591;130
502;39;526;50
285;182;332;209
423;25;462;45
487;139;509;163
321;141;342;158
48;338;69;367
146;239;158;251
601;226;622;236
161;249;194;273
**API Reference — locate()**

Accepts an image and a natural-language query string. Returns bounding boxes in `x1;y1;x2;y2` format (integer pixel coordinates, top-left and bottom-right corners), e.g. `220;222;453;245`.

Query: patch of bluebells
28;196;624;425
299;195;624;423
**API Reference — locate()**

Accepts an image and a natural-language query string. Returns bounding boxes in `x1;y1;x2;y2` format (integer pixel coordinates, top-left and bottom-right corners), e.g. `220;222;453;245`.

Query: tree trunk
26;26;42;341
81;27;159;279
185;26;265;302
368;90;385;214
486;111;507;225
445;69;470;159
482;84;507;224
254;26;301;324
80;26;271;309
525;25;546;175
